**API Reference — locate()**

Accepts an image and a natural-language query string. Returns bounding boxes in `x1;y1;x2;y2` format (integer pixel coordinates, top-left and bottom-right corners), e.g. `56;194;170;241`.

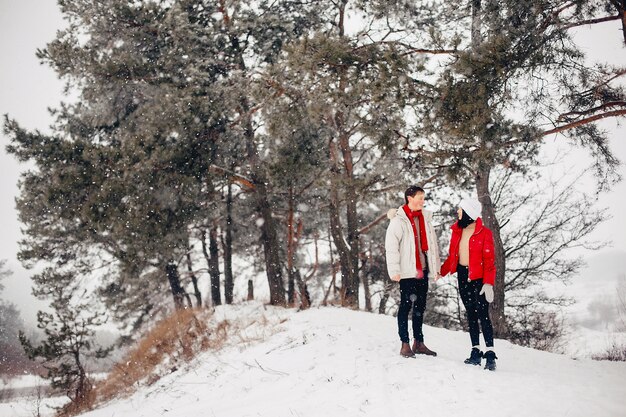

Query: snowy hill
3;302;626;417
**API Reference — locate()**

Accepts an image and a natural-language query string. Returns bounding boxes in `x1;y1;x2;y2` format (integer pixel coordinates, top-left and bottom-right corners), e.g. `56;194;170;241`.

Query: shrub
591;340;626;362
64;308;221;416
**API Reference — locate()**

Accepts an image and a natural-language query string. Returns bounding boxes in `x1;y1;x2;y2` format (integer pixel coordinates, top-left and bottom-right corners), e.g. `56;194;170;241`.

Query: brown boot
400;342;415;358
413;341;437;356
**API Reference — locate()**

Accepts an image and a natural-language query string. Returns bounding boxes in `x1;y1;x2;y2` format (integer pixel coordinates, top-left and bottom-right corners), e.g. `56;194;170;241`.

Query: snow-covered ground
5;302;624;417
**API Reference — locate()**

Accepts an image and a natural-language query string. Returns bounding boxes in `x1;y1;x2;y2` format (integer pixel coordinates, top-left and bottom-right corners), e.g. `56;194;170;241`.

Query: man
385;185;441;358
439;198;497;371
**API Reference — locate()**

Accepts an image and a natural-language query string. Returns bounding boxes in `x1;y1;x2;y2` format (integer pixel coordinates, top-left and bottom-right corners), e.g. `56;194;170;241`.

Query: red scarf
402;205;429;277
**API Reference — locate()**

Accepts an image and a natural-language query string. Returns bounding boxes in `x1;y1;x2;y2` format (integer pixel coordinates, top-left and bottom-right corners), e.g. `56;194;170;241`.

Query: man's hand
391;274;401;282
479;284;494;303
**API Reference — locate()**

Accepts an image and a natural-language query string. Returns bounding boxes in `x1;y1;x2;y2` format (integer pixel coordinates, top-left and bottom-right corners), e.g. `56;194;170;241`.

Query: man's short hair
404;185;425;205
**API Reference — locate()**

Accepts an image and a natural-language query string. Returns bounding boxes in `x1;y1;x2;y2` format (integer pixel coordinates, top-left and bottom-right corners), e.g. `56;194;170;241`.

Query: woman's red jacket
440;217;496;286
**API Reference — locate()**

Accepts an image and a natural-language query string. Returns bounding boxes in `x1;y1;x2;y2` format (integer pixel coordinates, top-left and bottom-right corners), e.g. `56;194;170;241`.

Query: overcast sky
1;1;625;326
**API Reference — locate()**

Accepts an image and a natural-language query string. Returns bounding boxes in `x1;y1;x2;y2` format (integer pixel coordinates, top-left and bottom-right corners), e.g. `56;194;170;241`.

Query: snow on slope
60;302;625;417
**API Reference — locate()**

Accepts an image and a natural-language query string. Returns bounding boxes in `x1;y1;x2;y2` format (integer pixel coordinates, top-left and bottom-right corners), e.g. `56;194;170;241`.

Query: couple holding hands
385;185;498;371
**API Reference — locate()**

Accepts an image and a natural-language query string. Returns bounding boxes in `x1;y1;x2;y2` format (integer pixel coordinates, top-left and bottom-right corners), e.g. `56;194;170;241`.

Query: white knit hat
460;198;482;220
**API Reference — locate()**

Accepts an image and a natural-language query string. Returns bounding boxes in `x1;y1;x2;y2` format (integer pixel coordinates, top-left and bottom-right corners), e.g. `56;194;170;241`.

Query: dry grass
62;307;227;416
592;340;626;362
59;304;290;417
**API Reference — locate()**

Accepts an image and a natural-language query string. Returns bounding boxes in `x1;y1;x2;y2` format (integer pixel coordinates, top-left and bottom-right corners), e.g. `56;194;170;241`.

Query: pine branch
560;14;622;31
542;109;626;136
556;101;626;122
209;164;255;190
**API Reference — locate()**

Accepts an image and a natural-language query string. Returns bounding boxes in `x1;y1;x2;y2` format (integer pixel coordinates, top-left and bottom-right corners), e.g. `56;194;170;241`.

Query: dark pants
457;265;494;347
397;272;429;343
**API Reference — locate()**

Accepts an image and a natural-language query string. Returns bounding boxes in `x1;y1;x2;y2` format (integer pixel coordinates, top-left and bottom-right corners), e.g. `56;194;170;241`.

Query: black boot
464;347;483;366
484;350;497;371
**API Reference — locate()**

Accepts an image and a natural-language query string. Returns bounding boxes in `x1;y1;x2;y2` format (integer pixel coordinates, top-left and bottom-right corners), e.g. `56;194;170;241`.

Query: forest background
0;0;625;392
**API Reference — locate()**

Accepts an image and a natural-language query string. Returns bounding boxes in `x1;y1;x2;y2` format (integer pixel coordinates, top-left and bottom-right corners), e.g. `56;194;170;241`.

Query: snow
0;396;66;417
4;302;623;417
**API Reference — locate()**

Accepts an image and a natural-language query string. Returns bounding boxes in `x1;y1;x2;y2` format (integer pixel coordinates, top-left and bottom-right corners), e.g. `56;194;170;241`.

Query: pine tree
418;0;625;335
19;268;111;405
260;0;441;308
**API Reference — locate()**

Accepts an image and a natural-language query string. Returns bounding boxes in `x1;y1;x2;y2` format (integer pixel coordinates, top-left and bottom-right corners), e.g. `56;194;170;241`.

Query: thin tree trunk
361;240;374;312
255;178;286;306
476;165;507;337
201;229;221;306
223;181;234;304
183;292;193;309
241;98;285;306
378;281;393;314
339;132;361;309
294;269;311;310
226;12;285;306
247;279;254;301
287;187;296;305
165;260;185;310
471;0;482;47
324;5;360;309
74;352;88;402
323;273;337;306
209;225;222;306
323;227;338;306
186;249;202;307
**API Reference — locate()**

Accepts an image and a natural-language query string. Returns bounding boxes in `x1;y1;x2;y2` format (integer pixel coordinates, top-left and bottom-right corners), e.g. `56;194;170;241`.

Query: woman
439;198;497;371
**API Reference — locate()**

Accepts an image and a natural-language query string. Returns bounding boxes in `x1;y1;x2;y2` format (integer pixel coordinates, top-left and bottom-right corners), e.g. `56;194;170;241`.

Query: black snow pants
397;272;429;343
457;264;494;347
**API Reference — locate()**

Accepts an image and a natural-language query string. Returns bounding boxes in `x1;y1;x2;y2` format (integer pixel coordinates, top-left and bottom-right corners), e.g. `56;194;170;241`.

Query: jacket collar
388;206;432;223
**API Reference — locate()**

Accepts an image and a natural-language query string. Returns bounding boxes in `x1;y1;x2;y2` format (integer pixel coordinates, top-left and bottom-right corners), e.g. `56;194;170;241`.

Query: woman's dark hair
404;185;424;205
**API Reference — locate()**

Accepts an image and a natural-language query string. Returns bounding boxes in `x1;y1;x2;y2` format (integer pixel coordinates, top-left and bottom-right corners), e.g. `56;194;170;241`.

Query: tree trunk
256;182;286;306
325;5;361;308
470;0;507;336
247;279;254;301
476;165;508;337
186;249;202;307
328;138;359;309
294;268;311;310
378;281;393;314
328;186;358;308
471;0;482;48
339;132;361;309
323;227;339;306
228;20;285;307
240;90;285;306
165;260;185;310
361;240;374;312
287;187;296;305
223;181;234;304
209;226;222;306
201;228;221;306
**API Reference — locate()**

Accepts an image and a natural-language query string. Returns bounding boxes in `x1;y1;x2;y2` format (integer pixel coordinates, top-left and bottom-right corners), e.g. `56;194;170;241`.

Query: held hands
391;274;401;282
480;284;494;303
